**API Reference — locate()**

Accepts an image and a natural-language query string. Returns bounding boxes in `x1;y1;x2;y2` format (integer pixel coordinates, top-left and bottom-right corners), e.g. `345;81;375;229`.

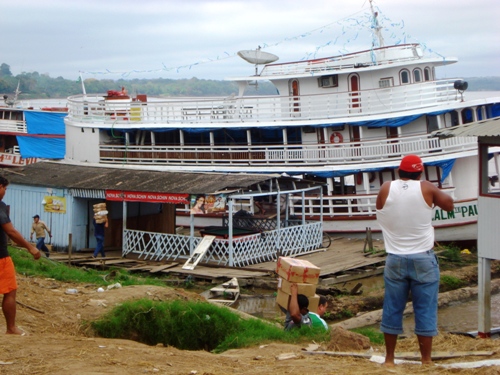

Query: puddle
235;283;500;333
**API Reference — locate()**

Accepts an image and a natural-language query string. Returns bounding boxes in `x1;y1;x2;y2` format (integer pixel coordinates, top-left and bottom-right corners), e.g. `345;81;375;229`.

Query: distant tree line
0;62;498;99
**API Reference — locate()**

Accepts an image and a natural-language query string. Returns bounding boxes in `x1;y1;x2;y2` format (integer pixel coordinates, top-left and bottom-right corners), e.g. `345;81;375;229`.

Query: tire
321;232;332;248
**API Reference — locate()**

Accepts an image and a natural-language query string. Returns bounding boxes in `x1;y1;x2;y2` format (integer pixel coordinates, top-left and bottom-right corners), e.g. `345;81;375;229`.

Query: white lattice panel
123;222;322;267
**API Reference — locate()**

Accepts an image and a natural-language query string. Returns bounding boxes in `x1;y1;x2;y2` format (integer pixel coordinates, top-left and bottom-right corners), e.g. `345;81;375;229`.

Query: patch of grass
439;245;462;263
437;244;477;268
9;246;166;287
351;327;384;345
330;309;355;320
90;299;330;353
440;274;466;292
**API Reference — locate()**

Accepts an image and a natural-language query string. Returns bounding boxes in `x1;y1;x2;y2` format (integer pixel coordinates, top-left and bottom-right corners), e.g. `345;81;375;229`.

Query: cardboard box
276;289;291;310
308;294;320;314
278;277;316;297
276;289;320;314
276;257;320;284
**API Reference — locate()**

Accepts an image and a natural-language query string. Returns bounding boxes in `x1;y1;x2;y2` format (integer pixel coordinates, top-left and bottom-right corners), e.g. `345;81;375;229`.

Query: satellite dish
237;49;279;65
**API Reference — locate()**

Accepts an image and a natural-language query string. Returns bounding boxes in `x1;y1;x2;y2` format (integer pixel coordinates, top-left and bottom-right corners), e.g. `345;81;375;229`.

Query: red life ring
330;132;343;144
356;173;363;185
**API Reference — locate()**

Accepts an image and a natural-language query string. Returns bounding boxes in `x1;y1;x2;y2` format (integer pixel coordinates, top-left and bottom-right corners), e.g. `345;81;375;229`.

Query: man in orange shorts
0;176;41;335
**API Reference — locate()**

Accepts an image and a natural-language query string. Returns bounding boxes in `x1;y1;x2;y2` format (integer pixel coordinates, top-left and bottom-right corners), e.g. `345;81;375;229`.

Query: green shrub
90;299;329;353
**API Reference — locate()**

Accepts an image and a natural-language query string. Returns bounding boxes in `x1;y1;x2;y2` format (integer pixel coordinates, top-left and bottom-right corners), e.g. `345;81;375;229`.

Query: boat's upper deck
229;44;457;81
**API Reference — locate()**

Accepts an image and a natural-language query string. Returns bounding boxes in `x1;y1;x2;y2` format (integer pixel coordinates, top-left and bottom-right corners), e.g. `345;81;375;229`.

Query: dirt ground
2;274;500;375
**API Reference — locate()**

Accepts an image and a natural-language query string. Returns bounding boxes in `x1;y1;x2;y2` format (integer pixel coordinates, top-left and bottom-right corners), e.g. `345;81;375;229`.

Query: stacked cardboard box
93;203;107;224
275;256;321;313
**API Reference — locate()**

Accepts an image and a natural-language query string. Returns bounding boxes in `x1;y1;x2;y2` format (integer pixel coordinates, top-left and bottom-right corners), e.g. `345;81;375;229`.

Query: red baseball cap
399;154;423;172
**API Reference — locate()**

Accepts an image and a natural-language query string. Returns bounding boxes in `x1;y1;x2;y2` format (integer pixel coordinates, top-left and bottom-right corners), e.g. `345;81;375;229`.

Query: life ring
330;132;343;144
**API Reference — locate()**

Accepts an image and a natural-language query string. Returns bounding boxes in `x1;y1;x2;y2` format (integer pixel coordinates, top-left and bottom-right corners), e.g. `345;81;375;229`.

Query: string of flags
79;5;444;79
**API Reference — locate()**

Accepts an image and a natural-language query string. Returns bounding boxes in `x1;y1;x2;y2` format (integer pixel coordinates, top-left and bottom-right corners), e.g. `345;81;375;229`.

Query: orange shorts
0;257;18;294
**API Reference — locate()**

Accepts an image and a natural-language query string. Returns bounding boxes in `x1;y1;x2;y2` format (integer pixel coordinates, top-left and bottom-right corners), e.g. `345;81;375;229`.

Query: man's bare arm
2;222;41;259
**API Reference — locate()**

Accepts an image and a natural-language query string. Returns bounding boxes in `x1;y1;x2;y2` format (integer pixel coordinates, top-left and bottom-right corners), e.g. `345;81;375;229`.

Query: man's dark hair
398;170;422;180
0;176;9;187
297;294;309;309
319;295;327;306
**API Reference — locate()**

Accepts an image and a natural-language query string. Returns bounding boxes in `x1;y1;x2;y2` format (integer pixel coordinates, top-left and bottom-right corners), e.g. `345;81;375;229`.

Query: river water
235;284;500;334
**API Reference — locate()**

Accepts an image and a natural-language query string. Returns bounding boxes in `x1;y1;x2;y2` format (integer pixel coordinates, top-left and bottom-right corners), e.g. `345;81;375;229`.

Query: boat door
289;79;300;116
348;74;361;113
386;126;399;157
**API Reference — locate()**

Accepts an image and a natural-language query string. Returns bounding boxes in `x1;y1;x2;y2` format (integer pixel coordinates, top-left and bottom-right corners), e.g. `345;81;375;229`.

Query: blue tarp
346;114;424;128
17;136;65;159
25;111;66;135
304;158;456;184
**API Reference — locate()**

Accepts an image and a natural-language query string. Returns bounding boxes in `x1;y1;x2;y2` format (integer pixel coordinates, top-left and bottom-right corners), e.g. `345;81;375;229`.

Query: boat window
424;67;432;81
444;111;460;128
250;128;284;145
426;115;439;132
379;78;393;88
461;108;474;124
400;69;410;84
413;68;422;82
318;75;338;88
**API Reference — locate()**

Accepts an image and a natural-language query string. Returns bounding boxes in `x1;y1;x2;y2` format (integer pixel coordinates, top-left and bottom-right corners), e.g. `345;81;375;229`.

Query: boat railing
288;187;456;218
0;119;27;133
98;133;477;167
175;187;456;220
66;80;459;126
260;45;422;77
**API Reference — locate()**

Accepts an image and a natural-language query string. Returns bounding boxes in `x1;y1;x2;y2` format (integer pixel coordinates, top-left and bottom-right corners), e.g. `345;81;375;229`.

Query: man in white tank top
376;154;454;367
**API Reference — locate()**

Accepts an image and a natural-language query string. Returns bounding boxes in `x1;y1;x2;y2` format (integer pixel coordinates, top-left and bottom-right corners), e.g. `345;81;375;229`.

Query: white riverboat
63;2;500;241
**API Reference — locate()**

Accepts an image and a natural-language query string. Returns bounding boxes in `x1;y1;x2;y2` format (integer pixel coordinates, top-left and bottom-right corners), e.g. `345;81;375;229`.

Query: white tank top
376;180;434;254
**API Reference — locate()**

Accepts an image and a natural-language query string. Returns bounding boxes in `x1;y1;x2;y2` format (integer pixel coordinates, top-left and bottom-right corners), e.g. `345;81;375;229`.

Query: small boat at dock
201;278;240;306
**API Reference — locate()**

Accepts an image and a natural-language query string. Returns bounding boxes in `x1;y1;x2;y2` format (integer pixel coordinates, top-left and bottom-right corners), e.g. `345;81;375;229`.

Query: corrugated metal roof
432;116;500;138
2;162;278;194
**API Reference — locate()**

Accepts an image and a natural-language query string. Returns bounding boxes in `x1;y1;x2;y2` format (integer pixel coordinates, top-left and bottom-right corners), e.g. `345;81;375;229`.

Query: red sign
106;190;189;204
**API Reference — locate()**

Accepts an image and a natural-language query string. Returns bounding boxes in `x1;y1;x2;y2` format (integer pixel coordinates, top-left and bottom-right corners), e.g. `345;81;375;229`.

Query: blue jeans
93;235;105;258
380;250;439;337
36;237;50;256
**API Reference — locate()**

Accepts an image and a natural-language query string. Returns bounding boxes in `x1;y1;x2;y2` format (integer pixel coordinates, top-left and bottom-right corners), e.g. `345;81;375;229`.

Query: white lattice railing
123;221;322;267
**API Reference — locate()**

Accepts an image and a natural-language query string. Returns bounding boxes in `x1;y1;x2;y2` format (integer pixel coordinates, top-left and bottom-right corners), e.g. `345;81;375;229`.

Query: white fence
122;221;322;267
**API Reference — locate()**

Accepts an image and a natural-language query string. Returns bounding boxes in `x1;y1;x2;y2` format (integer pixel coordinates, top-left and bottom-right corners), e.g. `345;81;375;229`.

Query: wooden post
478;256;491;338
68;233;72;265
363;227;373;253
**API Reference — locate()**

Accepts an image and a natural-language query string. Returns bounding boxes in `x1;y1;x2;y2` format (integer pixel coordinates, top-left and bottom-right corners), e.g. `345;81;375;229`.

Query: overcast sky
2;0;499;81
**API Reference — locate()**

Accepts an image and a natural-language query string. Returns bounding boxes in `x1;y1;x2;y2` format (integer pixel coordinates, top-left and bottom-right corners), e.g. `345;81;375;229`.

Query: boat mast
369;0;384;47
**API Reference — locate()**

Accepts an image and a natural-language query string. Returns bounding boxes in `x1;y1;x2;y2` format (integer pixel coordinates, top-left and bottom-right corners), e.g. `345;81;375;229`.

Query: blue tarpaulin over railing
25;111;66;135
17;137;65;159
304;158;456;184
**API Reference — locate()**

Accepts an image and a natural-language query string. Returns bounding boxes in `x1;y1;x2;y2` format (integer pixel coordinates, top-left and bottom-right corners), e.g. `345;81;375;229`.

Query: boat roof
432;116;500;138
